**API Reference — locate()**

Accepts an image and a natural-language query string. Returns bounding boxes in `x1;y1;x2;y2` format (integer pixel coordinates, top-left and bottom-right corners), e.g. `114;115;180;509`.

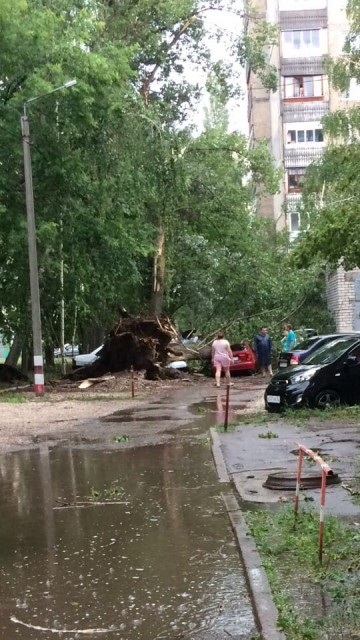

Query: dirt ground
0;372;210;451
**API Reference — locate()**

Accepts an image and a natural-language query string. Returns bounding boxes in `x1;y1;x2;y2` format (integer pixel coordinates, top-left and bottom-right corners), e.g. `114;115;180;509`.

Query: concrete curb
210;428;286;640
210;427;230;483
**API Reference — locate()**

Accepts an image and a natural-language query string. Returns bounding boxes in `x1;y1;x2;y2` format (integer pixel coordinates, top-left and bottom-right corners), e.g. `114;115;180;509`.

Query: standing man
283;324;297;351
254;326;273;377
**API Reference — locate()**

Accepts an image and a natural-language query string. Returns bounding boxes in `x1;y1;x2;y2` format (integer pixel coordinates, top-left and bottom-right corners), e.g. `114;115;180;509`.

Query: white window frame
279;0;326;9
282;75;323;100
287;168;306;193
341;78;360;101
285;122;324;146
281;29;326;58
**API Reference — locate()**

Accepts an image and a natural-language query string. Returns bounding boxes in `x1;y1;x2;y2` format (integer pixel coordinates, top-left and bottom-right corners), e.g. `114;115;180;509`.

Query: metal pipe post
318;470;327;564
294;448;304;521
131;366;135;398
21;114;44;394
224;384;230;431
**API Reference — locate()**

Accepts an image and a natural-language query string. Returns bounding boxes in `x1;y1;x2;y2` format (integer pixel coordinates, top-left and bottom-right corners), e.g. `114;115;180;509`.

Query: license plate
267;395;281;404
233;356;239;361
279;362;288;368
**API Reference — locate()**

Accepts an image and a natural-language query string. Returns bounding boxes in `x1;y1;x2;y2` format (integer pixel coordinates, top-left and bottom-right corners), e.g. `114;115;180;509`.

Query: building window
286;126;324;145
282;29;322;57
290;211;300;233
280;0;327;8
341;78;360;101
288;169;306;192
283;76;323;100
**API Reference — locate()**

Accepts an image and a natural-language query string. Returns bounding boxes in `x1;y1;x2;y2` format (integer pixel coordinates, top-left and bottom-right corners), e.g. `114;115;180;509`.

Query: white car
73;345;103;368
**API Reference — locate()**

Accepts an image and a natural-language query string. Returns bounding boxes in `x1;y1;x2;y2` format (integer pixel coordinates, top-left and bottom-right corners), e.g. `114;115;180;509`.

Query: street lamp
21;80;77;394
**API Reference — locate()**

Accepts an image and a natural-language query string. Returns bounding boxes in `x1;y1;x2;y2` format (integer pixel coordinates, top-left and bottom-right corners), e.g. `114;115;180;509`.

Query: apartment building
247;0;360;330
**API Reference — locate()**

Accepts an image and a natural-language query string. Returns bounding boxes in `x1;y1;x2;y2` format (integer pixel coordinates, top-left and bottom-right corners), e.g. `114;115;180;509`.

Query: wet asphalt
0;378;266;640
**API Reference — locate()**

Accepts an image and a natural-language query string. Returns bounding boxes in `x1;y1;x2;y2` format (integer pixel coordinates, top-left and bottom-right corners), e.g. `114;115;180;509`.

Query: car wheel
313;389;340;410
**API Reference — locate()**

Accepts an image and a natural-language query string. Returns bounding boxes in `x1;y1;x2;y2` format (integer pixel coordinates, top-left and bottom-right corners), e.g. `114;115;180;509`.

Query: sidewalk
210;381;360;639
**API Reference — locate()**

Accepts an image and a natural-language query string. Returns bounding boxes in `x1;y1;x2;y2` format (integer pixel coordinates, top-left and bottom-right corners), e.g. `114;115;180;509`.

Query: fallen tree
67;310;210;381
0;364;29;384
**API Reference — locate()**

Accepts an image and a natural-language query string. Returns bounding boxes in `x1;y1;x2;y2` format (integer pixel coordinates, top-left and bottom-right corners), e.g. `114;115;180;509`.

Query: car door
342;344;360;404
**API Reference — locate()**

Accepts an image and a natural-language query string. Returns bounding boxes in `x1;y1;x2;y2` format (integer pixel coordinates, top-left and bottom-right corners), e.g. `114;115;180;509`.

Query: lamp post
21;80;77;394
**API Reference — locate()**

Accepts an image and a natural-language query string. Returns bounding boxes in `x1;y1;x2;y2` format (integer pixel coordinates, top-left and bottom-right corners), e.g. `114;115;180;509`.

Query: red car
230;342;257;374
212;342;257;375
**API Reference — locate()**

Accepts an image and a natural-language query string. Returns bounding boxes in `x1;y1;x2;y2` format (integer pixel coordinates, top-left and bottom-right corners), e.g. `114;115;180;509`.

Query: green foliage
247;506;360;639
240;3;279;91
0;0;325;356
89;481;124;501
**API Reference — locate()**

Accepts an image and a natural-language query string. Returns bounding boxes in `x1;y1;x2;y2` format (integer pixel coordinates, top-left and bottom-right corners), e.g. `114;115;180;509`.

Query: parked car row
54;344;79;357
266;334;360;412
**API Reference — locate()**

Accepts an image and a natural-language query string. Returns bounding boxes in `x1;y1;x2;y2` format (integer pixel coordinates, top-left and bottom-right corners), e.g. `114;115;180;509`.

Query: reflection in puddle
102;414;178;423
0;432;256;639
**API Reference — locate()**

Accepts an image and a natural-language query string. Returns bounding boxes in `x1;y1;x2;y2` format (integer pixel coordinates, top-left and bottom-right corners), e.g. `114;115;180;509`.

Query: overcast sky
189;7;247;134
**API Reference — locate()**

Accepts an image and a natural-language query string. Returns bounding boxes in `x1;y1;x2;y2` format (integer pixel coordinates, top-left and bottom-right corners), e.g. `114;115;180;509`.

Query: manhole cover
263;471;341;490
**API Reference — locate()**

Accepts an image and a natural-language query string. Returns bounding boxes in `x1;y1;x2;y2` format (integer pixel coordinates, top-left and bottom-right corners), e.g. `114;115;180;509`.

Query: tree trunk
151;228;165;316
44;344;54;367
5;334;23;367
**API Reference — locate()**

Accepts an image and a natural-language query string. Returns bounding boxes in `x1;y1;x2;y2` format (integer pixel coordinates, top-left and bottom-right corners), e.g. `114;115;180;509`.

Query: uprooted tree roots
67;312;189;381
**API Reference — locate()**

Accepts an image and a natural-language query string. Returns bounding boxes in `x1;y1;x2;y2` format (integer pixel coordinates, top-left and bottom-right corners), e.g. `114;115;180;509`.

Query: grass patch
258;430;279;439
0;394;28;403
89;481;124;502
215;420;239;432
283;404;360;425
113;435;130;443
246;506;360;639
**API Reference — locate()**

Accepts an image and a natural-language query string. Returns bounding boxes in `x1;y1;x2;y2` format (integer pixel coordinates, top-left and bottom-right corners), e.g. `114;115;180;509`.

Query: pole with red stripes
34;355;45;395
295;444;332;564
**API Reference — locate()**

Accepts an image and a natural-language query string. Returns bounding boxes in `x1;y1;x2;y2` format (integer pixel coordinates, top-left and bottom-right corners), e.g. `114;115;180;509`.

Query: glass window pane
284;31;292;43
290;212;300;232
294;32;301;48
314;75;323;96
297;130;305;142
285;77;294;98
306;130;314;142
303;30;312;46
287;130;296;143
304;77;314;97
315;129;324;142
312;30;320;48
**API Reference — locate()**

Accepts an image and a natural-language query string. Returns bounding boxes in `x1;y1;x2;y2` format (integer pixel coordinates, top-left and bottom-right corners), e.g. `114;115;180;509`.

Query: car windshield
295;336;319;350
302;337;360;365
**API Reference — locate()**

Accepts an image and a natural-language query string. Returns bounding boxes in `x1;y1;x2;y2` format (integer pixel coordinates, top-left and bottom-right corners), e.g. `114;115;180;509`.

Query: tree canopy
0;0;330;361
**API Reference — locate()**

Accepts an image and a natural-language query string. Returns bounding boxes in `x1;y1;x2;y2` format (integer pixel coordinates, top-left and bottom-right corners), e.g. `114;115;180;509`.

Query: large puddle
0;420;256;638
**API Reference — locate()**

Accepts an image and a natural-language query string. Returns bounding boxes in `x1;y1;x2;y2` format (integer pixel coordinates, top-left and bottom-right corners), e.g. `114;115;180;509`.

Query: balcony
284;147;324;168
282;100;329;123
280;8;327;30
280;57;326;76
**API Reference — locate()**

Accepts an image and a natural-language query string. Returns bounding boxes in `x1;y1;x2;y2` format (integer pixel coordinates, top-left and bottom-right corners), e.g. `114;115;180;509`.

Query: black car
265;335;360;411
277;333;357;369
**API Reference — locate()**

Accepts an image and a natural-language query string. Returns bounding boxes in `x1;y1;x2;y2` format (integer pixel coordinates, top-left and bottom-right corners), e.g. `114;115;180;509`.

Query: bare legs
215;365;231;387
215;363;222;387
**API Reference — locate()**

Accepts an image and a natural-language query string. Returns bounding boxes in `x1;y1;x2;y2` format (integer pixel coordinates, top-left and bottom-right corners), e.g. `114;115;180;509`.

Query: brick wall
326;268;360;331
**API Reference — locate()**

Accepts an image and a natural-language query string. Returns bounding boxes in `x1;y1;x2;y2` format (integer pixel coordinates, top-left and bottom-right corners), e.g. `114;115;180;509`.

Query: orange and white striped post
294;443;333;564
130;366;135;398
224;384;230;432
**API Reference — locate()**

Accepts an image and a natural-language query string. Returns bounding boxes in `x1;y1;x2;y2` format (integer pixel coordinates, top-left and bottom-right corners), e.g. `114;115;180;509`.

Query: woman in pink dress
212;331;234;388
